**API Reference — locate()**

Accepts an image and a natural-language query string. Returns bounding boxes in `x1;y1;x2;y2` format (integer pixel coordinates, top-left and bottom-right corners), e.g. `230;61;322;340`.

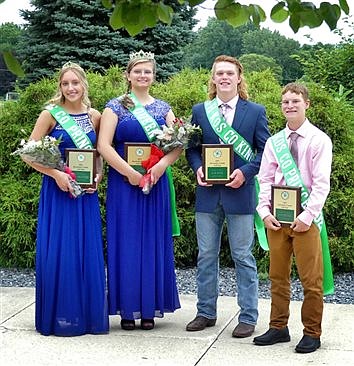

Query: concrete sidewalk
1;287;353;365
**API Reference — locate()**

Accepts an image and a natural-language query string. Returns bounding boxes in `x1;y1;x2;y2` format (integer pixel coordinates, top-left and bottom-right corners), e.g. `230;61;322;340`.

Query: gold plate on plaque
124;143;151;175
202;144;233;184
271;185;302;226
65;149;97;189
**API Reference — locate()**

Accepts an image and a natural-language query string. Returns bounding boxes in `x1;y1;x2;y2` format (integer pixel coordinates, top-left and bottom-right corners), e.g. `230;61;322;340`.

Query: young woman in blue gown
98;51;181;331
25;62;108;336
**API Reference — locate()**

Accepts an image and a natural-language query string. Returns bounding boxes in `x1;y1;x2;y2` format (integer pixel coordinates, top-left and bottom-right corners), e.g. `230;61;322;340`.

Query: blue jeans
195;204;258;325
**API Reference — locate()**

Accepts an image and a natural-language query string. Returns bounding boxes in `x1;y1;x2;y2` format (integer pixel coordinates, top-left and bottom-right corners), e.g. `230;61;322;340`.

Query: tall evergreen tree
134;2;197;80
17;0;196;85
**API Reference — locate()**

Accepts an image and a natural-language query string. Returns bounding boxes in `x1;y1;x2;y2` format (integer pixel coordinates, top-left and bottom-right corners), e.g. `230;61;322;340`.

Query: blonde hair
48;61;91;111
208;55;249;100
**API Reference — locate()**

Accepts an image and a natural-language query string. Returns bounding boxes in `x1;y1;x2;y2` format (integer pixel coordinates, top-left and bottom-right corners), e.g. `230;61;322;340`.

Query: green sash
204;99;268;249
46;104;93;149
270;130;334;295
128;92;180;237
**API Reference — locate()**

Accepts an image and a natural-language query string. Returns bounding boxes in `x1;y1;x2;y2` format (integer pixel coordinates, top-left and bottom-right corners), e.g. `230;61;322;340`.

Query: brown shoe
186;316;216;331
232;322;255;338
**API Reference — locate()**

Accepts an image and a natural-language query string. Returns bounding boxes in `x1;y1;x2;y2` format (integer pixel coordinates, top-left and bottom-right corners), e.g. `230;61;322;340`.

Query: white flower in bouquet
177;126;186;141
13;136;64;169
151;117;202;154
12;136;84;198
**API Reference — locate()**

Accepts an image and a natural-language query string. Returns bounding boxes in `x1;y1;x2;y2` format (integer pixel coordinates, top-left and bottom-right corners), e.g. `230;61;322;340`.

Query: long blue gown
105;98;180;320
35;112;109;336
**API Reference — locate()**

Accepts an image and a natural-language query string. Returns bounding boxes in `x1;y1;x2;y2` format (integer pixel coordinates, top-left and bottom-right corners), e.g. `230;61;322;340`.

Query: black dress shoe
295;335;321;353
186;316;216;331
253;327;290;345
141;319;155;330
232;322;255;338
121;319;135;330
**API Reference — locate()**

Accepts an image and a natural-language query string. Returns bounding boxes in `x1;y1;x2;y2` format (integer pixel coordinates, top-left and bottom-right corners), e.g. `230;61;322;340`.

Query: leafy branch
104;0;350;35
0;0;351;76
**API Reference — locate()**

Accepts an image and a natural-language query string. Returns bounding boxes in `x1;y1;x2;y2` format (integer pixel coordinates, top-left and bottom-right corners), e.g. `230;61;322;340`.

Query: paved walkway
1;287;353;365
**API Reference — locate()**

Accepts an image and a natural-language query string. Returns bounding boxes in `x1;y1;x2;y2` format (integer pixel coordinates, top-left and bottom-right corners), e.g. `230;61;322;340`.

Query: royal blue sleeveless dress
35;112;109;336
105;98;180;320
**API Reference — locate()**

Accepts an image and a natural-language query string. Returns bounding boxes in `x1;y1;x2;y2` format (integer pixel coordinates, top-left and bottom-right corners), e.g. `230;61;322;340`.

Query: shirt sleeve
298;133;332;226
256;139;278;219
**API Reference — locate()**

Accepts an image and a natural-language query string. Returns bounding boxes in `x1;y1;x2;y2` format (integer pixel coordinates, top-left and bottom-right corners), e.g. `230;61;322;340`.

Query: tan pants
267;224;323;338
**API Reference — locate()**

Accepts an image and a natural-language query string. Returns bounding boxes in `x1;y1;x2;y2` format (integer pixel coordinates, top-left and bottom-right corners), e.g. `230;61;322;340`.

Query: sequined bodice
49;113;96;158
105;97;170;146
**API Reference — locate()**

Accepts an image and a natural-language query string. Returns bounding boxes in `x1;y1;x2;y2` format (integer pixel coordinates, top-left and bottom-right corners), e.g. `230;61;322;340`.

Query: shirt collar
217;95;239;110
285;118;310;139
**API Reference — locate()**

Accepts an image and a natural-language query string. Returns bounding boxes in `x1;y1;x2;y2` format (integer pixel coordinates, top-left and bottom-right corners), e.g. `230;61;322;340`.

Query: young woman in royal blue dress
98;51;181;331
25;62;108;336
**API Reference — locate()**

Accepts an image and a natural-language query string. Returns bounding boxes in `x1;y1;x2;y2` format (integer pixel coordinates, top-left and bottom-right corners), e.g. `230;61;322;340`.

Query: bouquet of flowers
152;117;202;153
12;136;85;198
139;117;201;194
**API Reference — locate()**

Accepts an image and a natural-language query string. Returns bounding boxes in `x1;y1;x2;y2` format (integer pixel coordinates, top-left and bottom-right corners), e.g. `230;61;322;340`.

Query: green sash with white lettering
128;92;180;237
204;99;268;249
270;129;334;295
46;104;93;149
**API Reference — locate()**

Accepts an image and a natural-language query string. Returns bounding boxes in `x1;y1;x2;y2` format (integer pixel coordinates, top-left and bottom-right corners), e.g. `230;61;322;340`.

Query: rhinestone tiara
129;50;155;61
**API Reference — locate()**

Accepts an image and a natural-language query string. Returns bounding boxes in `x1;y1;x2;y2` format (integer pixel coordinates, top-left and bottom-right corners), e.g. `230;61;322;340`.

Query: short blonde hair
208;55;249;100
48;61;91;111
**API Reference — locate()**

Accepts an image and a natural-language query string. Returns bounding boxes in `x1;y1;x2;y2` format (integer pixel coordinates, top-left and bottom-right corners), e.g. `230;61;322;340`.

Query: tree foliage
182;19;303;84
0;22;23;51
295;42;354;101
241;28;303;83
16;0;140;85
132;3;197;81
103;0;350;35
1;0;351;77
0;23;23;94
183;19;256;69
239;53;283;82
15;0;195;85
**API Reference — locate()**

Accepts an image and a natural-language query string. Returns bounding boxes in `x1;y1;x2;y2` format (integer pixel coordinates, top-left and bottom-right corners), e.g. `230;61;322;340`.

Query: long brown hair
208;55;248;100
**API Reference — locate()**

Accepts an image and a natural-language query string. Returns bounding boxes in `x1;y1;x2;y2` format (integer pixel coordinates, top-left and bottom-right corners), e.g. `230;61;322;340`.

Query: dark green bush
0;174;40;267
152;67;210;117
88;66;126;111
0;67;353;274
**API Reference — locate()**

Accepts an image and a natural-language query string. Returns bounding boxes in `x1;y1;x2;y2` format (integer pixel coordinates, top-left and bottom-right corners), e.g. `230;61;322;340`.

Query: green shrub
88;66;126;111
0;174;40;267
152;68;210;117
246;70;284;134
170;154;197;266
